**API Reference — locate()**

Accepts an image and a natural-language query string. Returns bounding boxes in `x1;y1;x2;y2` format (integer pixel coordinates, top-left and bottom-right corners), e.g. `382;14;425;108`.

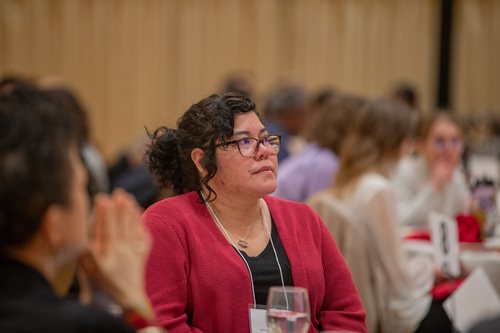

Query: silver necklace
226;218;260;249
230;232;252;249
207;204;262;249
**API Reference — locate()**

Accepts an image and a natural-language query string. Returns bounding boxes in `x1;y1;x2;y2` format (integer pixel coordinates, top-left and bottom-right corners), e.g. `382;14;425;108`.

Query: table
403;237;500;295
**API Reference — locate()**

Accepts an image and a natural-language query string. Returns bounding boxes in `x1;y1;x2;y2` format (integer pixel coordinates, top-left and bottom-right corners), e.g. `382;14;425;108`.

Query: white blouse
308;173;434;333
393;155;470;228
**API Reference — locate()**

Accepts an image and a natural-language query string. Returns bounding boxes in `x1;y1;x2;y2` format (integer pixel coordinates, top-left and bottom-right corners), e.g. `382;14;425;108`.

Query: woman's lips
253;166;273;174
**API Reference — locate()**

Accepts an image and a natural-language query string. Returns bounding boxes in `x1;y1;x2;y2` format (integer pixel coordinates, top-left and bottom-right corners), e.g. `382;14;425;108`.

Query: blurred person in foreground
143;92;367;332
274;93;365;202
0;87;156;332
38;78;110;196
47;87;110;195
308;100;452;333
393;112;470;229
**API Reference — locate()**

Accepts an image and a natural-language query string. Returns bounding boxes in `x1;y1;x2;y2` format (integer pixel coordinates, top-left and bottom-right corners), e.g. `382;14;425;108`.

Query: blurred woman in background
393;112;470;229
308;100;451;333
274;93;365;202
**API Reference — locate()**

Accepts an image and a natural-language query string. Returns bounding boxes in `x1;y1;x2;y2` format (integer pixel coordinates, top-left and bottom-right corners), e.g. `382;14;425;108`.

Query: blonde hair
334;99;414;196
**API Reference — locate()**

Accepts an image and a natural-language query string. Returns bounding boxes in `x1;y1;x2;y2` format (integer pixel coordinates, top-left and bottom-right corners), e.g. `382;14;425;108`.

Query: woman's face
420;117;463;169
209;112;279;200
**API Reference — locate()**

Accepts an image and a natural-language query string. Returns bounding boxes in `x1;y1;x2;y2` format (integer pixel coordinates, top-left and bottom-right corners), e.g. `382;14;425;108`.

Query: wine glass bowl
267;286;311;333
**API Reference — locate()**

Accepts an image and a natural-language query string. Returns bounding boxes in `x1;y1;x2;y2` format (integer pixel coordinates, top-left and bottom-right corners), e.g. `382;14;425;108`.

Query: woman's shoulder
396;154;426;175
146;191;200;209
307;190;352;224
142;191;205;227
353;173;394;205
359;173;391;191
307;189;336;205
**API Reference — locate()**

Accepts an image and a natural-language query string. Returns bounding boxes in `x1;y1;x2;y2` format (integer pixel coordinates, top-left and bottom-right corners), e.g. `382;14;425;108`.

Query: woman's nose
254;141;271;160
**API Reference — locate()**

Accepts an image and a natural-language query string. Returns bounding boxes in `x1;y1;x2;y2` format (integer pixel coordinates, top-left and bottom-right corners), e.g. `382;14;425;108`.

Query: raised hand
80;189;153;320
430;160;454;191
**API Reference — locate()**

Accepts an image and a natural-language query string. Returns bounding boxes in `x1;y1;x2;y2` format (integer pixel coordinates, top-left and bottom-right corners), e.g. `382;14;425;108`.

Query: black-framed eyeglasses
216;135;281;158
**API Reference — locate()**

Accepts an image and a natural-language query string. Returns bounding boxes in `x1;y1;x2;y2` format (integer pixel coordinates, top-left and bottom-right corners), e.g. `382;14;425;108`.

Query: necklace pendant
238;240;249;249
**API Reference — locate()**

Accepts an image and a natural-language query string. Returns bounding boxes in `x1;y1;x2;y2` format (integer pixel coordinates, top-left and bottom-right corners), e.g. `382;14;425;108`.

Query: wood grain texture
6;0;495;160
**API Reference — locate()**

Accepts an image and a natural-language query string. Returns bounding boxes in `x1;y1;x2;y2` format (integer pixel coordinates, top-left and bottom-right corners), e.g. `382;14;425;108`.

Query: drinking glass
267;286;310;333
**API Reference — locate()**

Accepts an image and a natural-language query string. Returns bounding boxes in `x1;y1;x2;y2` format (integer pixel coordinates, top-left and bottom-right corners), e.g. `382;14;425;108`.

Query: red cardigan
143;192;366;333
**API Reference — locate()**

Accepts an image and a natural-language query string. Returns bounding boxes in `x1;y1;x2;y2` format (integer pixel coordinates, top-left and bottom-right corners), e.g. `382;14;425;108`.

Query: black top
239;219;294;305
0;255;134;333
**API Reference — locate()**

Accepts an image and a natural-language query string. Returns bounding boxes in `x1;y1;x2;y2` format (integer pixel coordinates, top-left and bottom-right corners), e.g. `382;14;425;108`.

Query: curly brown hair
147;92;261;202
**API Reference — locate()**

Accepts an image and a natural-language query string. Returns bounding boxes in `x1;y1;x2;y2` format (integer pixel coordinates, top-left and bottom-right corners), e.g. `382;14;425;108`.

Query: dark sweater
0;255;134;333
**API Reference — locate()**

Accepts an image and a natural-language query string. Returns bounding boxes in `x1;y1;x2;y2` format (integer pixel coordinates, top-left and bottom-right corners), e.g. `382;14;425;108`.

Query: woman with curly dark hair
143;92;367;333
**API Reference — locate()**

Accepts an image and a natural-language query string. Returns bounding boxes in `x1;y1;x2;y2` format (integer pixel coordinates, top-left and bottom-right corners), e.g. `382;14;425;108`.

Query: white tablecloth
403;238;500;295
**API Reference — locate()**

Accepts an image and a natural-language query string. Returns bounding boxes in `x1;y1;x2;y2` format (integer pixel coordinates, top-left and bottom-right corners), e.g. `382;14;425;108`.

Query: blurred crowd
4;73;500;210
1;71;500;333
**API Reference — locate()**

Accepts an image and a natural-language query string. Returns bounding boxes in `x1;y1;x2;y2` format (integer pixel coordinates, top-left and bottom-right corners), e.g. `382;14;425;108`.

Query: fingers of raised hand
110;189;151;258
92;194;115;255
111;188;142;240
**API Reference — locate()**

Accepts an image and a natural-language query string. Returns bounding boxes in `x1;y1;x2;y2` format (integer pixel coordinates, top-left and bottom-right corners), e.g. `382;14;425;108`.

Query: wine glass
267;286;310;333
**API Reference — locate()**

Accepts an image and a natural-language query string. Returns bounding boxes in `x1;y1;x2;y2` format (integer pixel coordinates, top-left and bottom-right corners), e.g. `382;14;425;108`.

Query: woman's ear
191;148;207;175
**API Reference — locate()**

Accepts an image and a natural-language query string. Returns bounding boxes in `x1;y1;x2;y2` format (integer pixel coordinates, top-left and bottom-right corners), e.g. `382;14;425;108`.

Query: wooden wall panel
285;0;439;106
0;0;441;160
453;0;500;115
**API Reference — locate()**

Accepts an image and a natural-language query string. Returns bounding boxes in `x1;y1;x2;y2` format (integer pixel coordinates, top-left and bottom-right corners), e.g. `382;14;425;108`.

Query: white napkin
443;267;500;332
